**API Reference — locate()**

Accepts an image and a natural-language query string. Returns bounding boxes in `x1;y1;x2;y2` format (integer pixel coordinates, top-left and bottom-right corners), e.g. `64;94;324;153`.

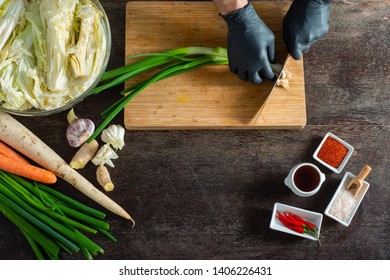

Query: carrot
0;154;57;184
0;111;134;225
0;140;29;164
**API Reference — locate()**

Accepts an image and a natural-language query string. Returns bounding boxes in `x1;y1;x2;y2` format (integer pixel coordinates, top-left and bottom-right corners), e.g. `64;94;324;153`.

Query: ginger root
70;139;99;169
96;165;114;192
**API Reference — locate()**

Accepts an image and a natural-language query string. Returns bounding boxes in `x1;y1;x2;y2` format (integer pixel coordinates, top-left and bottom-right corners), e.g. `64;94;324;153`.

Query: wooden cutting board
124;1;306;129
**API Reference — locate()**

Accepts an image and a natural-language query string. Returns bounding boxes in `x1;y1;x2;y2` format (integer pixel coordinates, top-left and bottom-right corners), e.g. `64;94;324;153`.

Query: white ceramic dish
270;203;323;241
313;132;354;174
325;172;370;226
284;162;326;197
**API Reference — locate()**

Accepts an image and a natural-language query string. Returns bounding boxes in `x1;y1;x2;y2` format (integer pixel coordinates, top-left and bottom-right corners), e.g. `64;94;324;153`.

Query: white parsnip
0;111;135;225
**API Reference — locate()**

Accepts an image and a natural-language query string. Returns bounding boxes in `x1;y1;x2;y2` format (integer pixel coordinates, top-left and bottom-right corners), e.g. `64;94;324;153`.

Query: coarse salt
328;179;361;223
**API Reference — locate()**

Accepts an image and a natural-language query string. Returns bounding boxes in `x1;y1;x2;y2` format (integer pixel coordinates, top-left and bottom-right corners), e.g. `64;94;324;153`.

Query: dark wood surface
0;0;389;260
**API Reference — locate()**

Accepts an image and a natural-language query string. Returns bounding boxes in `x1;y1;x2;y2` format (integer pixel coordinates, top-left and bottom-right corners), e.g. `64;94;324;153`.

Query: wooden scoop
346;165;371;197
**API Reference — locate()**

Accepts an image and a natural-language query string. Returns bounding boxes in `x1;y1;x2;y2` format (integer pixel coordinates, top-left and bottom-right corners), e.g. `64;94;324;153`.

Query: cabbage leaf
0;0;108;111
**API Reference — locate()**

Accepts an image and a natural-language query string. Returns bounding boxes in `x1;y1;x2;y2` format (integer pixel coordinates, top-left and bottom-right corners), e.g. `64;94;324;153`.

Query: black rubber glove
221;2;275;84
283;0;331;60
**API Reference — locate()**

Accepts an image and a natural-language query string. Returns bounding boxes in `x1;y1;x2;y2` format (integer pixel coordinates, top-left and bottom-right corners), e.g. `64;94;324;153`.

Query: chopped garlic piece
276;69;292;91
91;143;118;168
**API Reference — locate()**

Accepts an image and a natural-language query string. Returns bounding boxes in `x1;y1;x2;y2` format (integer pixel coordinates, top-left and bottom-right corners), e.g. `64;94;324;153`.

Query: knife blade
270;54;291;94
252;54;292;124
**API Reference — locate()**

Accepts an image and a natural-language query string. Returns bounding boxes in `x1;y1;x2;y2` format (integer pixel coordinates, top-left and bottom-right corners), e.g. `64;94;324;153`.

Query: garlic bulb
67;108;78;124
91;144;118;168
101;124;125;150
66;118;95;148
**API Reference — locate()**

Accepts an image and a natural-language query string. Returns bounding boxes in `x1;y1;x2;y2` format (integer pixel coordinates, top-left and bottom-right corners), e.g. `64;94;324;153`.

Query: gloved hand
221;1;275;84
283;0;331;60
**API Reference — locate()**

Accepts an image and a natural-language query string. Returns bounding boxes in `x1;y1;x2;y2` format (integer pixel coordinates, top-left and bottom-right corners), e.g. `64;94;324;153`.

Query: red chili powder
317;136;348;168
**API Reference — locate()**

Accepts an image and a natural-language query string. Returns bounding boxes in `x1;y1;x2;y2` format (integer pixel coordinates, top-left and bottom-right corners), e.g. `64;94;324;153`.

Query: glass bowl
0;0;111;117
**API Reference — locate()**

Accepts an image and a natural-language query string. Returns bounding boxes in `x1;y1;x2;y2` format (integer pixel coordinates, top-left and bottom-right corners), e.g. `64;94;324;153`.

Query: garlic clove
91;143;118;168
66;118;95;148
101;124;125;150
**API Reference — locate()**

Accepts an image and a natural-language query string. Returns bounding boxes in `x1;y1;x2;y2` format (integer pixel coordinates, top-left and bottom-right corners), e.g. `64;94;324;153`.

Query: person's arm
213;0;276;84
212;0;248;15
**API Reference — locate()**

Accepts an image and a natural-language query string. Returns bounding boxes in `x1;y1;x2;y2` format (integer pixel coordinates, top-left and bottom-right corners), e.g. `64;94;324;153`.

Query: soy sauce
293;165;320;192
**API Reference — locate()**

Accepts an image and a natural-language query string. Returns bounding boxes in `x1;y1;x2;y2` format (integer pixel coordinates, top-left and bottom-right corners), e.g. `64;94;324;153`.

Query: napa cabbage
0;0;107;111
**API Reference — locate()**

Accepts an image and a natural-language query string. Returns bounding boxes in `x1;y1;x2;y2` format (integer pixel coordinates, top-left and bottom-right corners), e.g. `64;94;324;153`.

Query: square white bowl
325;172;370;226
313;132;354;174
270;203;323;241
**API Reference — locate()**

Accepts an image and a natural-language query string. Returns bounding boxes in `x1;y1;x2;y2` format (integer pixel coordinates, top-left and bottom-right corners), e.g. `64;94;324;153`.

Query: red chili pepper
277;211;305;228
276;211;318;238
285;223;305;234
284;211;316;230
284;211;304;222
277;213;305;234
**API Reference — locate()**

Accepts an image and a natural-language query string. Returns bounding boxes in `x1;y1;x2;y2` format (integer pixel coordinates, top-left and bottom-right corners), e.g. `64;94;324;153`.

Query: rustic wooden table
0;0;389;260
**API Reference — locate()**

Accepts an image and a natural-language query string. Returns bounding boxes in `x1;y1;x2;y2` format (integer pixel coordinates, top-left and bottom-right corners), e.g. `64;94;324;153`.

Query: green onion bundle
0;171;116;260
87;46;229;141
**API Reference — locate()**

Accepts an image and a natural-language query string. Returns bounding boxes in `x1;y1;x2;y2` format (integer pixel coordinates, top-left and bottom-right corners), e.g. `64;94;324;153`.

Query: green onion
22;230;50;260
0;191;80;253
11;175;110;231
96;46;226;83
87;46;284;142
0;201;60;258
86;46;229;142
0;170;116;260
0;173;98;234
21;177;106;220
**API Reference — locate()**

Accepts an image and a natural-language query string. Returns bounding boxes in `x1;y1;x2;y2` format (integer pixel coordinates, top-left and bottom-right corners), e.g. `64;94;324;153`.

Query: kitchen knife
252;54;292;124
